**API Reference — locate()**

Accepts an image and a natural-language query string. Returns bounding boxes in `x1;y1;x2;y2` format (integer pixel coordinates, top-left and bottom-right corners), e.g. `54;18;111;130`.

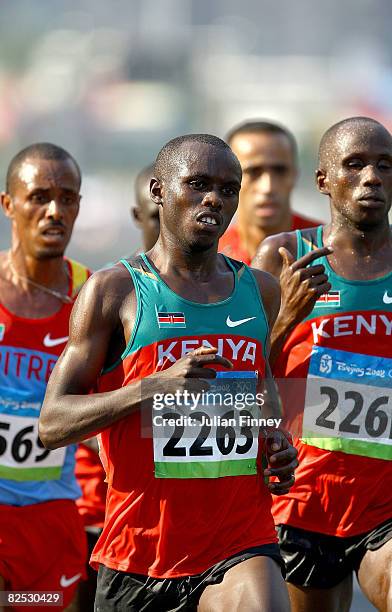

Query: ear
1;192;14;219
150;178;163;205
131;206;142;227
316;169;330;195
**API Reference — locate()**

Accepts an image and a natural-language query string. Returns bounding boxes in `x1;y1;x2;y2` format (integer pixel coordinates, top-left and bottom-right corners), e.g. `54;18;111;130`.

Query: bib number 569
0;422;50;463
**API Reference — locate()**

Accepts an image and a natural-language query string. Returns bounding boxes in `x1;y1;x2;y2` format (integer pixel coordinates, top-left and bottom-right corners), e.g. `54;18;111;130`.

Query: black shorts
95;544;284;611
277;519;392;589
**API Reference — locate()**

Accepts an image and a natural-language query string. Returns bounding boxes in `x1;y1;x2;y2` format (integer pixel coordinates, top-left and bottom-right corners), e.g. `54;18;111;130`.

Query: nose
46;199;63;220
362;164;382;186
202;190;222;209
257;171;273;194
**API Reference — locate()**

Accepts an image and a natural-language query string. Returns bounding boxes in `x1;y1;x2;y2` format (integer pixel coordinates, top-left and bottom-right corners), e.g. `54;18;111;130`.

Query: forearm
39;381;143;449
269;310;296;368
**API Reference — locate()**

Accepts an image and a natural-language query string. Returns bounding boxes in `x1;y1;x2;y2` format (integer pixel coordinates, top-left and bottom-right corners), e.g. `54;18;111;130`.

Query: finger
264;462;297;478
298;265;326;279
192;354;233;369
266;430;288;454
186;367;217;379
279;247;295;268
267;475;295;494
191;346;218;356
309;274;329;286
291;246;333;272
311;281;332;297
269;447;298;466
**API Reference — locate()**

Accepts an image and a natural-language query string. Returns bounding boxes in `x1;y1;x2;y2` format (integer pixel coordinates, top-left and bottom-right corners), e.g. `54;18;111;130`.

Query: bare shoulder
71;262;136;327
252;231;298;276
248;267;281;328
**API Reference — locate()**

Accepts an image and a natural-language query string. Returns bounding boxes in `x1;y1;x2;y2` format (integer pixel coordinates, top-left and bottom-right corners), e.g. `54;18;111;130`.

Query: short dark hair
154;133;239;182
226;120;298;162
6;142;81;193
318;116;392;169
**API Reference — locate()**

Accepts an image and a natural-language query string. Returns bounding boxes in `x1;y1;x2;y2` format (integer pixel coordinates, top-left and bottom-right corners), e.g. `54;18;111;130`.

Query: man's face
317;125;392;228
132;181;160;251
230;131;297;230
155;142;241;251
3;157;81;259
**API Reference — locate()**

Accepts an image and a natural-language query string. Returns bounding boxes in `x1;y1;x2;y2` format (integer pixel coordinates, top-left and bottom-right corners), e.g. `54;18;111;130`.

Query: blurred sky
1;0;392;269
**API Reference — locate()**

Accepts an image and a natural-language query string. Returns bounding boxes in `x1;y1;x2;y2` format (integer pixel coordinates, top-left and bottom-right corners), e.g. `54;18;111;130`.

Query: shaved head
6;142;81;195
318;117;392;170
154;134;240;183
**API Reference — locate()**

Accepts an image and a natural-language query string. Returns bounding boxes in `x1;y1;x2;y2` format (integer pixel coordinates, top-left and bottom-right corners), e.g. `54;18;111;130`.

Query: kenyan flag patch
156;306;186;328
315;290;340;308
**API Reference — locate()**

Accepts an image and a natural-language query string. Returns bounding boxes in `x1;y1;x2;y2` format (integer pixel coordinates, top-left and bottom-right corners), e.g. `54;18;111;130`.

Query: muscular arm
39;265;144;449
252;232;331;367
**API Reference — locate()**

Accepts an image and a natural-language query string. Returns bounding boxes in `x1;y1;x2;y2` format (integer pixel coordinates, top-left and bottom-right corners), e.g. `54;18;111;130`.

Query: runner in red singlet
40;134;298;612
219;120;319;264
0;143;89;611
253;117;392;612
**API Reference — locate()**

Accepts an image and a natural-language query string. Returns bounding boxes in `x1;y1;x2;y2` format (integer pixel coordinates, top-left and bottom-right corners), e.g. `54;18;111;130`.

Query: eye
61;194;78;206
244;168;261;181
189;179;206;190
346;159;363;169
221;186;236;197
378;159;392;171
30;192;47;204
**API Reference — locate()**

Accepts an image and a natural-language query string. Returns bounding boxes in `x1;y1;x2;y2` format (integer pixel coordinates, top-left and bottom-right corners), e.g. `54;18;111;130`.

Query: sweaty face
8;157;80;259
159;142;241;251
230;131;297;230
319;125;392;228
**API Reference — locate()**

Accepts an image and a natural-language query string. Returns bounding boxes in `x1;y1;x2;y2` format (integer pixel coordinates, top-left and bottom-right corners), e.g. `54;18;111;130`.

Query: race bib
152;372;262;478
0;413;65;482
303;346;392;460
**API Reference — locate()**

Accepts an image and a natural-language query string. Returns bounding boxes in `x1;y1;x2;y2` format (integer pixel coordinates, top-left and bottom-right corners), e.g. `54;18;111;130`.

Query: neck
8;247;68;290
238;208;292;259
148;235;220;281
324;211;392;256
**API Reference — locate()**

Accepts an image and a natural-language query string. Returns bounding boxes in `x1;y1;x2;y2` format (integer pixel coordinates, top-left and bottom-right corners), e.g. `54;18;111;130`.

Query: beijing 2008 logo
320;353;333;374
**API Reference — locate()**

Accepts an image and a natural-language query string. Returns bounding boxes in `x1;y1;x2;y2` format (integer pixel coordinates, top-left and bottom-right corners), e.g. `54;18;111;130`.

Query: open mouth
196;212;221;227
41;226;66;239
43;228;64;235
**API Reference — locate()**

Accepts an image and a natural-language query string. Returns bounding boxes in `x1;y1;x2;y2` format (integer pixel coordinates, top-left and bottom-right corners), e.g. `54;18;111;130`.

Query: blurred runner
0;143;90;610
219;120;319;263
253;117;392;612
40;134;298;612
131;163;160;251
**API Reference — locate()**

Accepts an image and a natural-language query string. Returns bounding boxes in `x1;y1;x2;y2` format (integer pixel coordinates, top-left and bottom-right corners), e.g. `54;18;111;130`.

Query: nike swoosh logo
226;315;256;328
60;573;82;588
383;291;392;304
43;333;69;347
